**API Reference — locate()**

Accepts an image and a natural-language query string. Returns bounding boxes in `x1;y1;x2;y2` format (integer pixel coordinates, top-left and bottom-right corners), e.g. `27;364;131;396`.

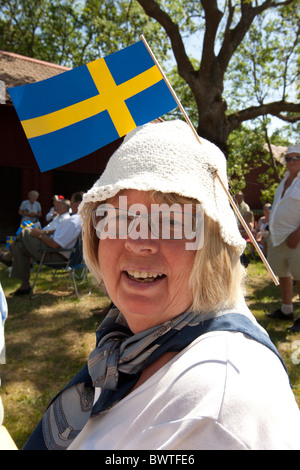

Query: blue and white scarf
23;307;287;450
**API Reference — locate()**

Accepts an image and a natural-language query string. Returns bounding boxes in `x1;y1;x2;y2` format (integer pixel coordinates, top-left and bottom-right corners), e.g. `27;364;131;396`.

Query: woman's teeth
126;270;165;282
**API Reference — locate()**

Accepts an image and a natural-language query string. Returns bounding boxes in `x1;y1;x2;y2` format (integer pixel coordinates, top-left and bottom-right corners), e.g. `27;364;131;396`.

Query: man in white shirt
267;144;300;330
0;192;84;296
45;194;65;222
42;198;71;235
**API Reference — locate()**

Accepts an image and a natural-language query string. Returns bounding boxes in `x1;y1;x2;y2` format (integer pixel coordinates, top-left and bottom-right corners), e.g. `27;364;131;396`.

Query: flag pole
140;35;201;144
216;175;279;285
141;35;279;286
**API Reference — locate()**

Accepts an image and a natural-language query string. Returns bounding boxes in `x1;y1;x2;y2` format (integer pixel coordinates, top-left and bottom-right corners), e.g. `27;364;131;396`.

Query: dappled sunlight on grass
0;258;110;448
245;258;300;407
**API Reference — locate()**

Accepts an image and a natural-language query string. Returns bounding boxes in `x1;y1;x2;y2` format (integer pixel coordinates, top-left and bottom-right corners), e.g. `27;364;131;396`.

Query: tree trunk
195;87;230;156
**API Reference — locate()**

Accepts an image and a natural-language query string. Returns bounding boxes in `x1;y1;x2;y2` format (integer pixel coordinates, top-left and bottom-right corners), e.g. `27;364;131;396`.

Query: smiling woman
23;121;300;451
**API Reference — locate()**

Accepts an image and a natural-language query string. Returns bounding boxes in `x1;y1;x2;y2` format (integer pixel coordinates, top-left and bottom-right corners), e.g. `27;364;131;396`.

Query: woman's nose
124;216;159;253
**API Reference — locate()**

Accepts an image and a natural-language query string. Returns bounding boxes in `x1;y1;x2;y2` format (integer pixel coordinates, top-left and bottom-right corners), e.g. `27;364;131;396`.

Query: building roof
0;50;70;103
263;143;287;165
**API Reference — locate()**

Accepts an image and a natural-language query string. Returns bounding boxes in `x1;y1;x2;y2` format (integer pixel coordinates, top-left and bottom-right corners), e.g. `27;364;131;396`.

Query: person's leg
266;240;294;319
10;231;35;291
279;276;294;306
266;275;294;319
4;228;43;294
287;280;300;332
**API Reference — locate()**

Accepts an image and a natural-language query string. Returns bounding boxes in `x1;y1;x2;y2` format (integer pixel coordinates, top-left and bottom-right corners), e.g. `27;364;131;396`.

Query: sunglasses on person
285;155;300;163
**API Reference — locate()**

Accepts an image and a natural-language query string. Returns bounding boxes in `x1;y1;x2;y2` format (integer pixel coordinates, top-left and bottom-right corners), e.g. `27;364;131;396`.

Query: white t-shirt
53;214;82;258
43;212;70;232
270;171;300;246
68;310;300;450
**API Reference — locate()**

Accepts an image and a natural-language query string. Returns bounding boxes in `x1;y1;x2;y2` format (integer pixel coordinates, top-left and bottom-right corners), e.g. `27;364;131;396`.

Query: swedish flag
8;41;177;172
16;221;35;235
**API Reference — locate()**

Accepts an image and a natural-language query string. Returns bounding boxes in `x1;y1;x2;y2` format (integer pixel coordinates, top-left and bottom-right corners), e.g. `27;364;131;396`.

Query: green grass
0;250;299;449
0;253;110;449
244;258;300;404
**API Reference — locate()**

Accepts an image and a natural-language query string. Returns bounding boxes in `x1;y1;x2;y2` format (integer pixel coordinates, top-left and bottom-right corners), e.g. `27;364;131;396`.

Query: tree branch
218;0;296;77
136;0;196;83
228;100;300;131
199;0;223;78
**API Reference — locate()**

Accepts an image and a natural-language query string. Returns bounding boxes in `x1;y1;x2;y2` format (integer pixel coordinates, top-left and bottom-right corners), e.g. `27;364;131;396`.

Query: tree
137;0;300;153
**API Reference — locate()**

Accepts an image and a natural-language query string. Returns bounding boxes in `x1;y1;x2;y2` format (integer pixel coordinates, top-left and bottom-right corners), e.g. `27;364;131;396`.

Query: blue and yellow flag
16;221;36;235
8;41;177;172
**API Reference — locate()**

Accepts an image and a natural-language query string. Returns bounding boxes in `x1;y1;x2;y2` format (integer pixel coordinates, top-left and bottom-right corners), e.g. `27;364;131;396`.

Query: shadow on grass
0;261;110;447
0;295;109;448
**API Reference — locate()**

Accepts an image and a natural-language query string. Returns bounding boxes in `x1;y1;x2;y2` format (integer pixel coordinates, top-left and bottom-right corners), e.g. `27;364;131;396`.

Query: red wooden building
0;51;124;241
239;144;286;211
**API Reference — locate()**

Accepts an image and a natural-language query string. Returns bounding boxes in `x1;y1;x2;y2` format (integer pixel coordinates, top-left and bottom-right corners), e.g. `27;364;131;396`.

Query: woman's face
286;153;300;177
29;193;38;203
97;190;197;333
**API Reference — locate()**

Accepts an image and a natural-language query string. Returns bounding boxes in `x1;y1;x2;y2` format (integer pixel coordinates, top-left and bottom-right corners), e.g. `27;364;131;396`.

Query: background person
266;144;300;323
235;192;250;217
0;192;83;296
18;190;42;226
42;198;71;236
45;195;65;222
23;122;300;450
255;203;271;256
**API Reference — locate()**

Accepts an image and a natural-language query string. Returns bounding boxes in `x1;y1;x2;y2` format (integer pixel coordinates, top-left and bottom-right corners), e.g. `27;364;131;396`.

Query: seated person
19;190;42;227
0;192;84;296
255;203;271;255
45;195;65;222
42;199;71;236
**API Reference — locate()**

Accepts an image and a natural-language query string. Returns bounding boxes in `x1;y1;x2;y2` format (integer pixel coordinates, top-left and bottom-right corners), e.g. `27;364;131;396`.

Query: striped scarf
24;307;286;450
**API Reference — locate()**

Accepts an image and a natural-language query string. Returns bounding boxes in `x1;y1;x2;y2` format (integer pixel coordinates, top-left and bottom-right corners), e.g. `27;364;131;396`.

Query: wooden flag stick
140;35;279;285
140;35;201;144
215;174;279;285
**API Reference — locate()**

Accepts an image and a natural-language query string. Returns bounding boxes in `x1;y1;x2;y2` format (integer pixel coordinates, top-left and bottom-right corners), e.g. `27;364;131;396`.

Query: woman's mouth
125;270;166;283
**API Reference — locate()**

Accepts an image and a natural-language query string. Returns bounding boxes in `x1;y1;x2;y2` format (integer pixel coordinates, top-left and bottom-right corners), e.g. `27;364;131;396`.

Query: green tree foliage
0;0;167;66
136;0;299;152
227;123;288;203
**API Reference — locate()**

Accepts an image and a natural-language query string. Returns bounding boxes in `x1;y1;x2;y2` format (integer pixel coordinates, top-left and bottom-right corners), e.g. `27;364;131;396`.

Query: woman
18;190;42;226
266;144;300;324
24;121;300;450
256;203;271;255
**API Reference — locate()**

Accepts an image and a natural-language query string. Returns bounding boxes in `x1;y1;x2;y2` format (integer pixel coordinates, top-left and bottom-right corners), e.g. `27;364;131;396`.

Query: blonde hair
82;191;245;314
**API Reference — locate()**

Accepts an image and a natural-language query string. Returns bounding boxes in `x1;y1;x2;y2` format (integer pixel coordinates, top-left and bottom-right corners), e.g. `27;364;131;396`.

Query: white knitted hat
79;120;245;253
